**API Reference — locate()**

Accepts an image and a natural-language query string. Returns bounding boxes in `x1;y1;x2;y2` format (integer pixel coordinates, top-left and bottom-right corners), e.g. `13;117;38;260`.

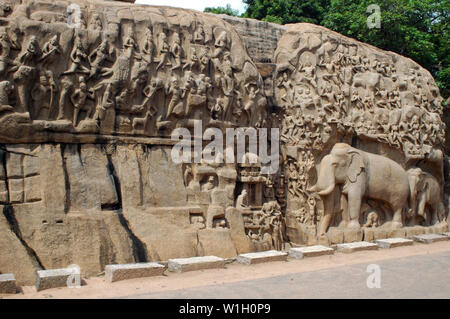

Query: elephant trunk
309;155;336;197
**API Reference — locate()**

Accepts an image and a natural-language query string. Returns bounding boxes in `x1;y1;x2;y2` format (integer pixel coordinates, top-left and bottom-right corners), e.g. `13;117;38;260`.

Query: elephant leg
392;208;403;227
318;213;333;236
347;191;362;229
338;193;349;227
318;194;335;236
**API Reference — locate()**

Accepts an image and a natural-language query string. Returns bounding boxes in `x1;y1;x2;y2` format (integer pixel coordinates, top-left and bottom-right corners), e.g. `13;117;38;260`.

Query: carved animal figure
308;143;410;235
407;167;445;225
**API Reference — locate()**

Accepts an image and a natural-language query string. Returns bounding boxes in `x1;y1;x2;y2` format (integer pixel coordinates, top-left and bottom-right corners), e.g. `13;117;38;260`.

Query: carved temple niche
275;23;447;246
0;0;267;143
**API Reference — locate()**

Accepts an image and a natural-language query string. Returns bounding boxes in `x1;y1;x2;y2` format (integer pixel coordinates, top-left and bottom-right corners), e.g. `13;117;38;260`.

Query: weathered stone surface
0;274;17;294
105;262;165;283
168;256;226;273
0;0;446;285
289;245;334;259
443;232;450;238
336;242;379;253
412;234;449;244
36;267;81;292
237;250;288;265
375;238;414;249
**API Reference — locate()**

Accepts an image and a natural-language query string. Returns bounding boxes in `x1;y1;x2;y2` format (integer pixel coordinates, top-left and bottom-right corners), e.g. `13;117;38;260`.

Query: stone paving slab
0;274;16;294
375;238;414;249
336;242;379;253
237;250;288;265
413;234;449;244
36;267;81;292
105;263;165;283
168;256;225;273
289;245;334;259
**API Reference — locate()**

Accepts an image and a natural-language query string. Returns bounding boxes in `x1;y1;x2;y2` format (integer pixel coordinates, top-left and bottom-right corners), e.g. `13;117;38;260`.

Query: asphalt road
125;250;450;299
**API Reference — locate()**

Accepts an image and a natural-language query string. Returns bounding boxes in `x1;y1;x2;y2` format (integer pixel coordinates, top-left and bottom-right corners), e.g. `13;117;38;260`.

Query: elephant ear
347;150;365;183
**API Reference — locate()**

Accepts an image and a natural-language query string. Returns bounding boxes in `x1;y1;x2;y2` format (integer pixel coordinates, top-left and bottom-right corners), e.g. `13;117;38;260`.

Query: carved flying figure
39;35;61;68
156;32;169;71
170;32;183;70
88;38;114;80
62;33;90;75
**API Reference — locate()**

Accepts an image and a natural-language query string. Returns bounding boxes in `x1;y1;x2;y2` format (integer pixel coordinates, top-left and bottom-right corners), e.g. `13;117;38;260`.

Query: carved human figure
18;36;40;66
39;35;61;68
277;71;294;106
236;189;248;209
63;33;90;75
156;32;169;71
13;65;35;114
31;72;53;118
88;38;114;80
165;76;185;119
170;32;183;70
193;24;205;44
201;176;216;192
0;80;14;114
0;28;19;76
88;13;102;31
142;28;155;64
70;76;94;126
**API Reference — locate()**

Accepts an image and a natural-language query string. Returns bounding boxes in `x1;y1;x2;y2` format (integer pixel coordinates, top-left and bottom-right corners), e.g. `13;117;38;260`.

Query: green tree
204;4;240;17
242;0;330;24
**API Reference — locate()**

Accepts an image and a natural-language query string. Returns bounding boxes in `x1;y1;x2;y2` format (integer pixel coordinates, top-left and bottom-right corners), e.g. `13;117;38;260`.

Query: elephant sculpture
308;143;410;235
406;167;445;225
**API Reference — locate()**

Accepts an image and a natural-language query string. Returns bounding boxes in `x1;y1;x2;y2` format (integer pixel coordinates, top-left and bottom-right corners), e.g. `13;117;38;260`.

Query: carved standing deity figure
156;32;169;71
142;28;155;64
70;76;94;126
170;32;183;70
0;80;14;114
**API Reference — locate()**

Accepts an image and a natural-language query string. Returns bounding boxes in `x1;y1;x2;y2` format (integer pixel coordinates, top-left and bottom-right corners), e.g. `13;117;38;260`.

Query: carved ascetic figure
407;167;445;225
236;189;248;209
308;143;410;235
63;32;90;75
70;76;94;126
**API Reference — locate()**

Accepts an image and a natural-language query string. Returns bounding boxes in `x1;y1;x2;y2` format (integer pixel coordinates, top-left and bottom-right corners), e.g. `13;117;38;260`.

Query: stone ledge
336;242;379;253
412;234;449;244
443;232;450;238
375;238;414;249
105;263;165;283
0;274;17;294
237;250;288;265
36;267;81;292
168;256;226;273
289;246;334;259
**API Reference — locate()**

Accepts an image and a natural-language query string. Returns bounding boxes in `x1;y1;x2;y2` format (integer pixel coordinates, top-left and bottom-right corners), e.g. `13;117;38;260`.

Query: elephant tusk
317;183;335;196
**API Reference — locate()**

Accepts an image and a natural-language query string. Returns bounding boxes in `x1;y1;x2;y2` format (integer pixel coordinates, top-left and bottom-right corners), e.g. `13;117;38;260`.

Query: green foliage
242;0;330;24
204;4;240;17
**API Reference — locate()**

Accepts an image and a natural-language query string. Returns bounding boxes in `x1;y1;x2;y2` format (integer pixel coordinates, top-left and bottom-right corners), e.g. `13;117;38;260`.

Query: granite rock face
0;1;447;285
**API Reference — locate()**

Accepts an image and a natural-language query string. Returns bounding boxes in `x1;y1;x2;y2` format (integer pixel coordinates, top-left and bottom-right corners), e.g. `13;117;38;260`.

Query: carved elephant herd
308;143;446;235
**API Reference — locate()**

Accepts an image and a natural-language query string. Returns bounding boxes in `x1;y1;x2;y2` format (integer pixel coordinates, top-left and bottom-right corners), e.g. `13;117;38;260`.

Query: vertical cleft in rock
106;153;148;263
60;144;71;214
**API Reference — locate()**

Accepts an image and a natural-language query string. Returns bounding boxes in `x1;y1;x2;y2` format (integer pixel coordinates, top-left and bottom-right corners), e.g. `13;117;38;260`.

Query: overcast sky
134;0;247;14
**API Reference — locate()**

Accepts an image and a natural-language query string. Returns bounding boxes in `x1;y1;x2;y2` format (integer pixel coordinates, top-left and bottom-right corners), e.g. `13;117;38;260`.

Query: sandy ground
3;240;450;299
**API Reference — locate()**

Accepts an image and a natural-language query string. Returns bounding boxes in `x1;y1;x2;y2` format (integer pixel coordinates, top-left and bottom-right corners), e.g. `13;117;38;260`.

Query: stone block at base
412;234;449;244
168;256;225;273
443;232;450;238
375;238;413;249
336;242;378;253
237;250;288;265
289;245;334;259
105;263;165;283
36;267;81;292
0;274;16;294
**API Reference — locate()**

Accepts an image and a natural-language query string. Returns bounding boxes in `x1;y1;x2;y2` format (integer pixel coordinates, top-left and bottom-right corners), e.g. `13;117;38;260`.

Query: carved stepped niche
0;0;447;285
